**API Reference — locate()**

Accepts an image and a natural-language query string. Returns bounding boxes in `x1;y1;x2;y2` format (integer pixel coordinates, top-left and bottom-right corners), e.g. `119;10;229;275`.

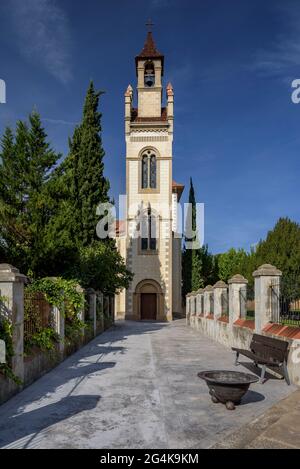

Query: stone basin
198;370;259;410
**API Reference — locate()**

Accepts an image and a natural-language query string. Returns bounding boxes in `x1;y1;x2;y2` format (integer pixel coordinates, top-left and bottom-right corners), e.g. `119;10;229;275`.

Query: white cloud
42;117;78;126
9;0;72;84
250;3;300;80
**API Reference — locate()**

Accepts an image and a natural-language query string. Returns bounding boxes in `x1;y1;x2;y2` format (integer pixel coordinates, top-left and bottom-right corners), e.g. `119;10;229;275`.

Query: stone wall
186;264;300;386
0;265;115;405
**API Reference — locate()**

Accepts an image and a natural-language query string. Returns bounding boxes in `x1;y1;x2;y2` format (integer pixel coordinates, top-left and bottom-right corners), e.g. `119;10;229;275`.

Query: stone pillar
186;294;190;324
213;281;228;320
204;286;214;316
0;339;5;363
125;84;133;135
228;274;248;326
87;289;97;337
253;264;282;333
97;292;104;332
0;264;27;381
52;302;65;354
196;289;204;316
188;293;194;326
75;284;85;338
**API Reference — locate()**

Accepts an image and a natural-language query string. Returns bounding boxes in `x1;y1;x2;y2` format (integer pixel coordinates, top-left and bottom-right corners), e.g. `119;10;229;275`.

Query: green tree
0;113;60;274
218;248;248;282
0;123;30;268
66;242;133;295
66;81;110;246
255;217;300;295
42;82;131;294
182;178;204;295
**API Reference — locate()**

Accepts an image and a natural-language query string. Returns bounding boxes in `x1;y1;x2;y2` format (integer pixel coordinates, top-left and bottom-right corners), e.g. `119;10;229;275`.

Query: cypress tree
182;178;203;296
67;81;110;245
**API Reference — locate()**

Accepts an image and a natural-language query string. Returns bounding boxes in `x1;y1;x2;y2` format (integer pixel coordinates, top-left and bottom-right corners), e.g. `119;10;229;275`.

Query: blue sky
0;0;299;253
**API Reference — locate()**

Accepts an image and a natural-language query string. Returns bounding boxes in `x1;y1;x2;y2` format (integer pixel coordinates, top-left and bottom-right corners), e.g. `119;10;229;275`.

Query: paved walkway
212;389;300;449
0;320;296;449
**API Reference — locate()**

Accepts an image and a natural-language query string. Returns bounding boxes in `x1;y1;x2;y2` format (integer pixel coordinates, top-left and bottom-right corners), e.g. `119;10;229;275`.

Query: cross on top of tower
146;18;154;32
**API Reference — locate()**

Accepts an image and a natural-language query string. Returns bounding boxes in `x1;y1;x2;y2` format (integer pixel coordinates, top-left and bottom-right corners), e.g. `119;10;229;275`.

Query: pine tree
0;123;30;268
0;113;60;273
26;111;60;274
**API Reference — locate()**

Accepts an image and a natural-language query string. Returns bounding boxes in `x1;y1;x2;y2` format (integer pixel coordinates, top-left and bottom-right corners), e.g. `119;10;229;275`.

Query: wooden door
141;293;157;320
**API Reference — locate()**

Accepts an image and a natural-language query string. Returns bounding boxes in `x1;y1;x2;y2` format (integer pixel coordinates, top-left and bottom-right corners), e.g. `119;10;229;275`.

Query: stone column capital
0;264;27;284
213;280;228;289
253;264;282;278
228;274;248;285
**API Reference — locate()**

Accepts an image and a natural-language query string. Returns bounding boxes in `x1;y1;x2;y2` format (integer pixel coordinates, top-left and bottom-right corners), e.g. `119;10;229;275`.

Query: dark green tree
0;113;60;274
0;123;30;268
182;178;203;295
42;82;132;292
67;81;110;246
255;217;300;296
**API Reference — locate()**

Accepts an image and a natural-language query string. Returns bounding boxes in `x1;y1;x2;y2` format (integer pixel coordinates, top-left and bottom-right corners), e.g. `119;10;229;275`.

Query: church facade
114;31;184;321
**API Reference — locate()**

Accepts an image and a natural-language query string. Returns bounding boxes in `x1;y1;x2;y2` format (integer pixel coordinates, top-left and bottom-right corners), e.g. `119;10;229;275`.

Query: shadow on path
240;390;265;405
238;361;283;382
0;395;101;448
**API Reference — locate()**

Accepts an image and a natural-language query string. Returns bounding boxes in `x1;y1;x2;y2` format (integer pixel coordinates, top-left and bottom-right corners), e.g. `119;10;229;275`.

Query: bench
232;334;290;385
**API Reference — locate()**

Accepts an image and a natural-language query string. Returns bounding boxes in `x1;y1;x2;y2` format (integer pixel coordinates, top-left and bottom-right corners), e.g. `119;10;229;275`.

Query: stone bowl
198;370;259;410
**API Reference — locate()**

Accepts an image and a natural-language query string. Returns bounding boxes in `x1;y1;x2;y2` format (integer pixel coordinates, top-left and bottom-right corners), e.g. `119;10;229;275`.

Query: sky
0;0;299;253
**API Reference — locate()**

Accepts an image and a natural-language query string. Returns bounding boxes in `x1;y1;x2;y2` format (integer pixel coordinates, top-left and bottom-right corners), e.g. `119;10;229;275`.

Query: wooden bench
232;334;290;385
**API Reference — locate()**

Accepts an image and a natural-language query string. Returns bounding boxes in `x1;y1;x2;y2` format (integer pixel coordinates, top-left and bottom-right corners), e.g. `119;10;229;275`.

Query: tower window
141;151;157;189
141;207;157;252
144;61;155;87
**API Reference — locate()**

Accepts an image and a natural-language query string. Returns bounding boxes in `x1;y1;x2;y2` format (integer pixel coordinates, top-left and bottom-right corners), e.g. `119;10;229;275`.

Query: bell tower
135;26;164;118
115;25;184;322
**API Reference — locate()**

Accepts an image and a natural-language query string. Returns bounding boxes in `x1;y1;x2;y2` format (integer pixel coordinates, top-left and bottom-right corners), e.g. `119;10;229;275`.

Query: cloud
250;3;300;80
42;117;78;126
8;0;72;84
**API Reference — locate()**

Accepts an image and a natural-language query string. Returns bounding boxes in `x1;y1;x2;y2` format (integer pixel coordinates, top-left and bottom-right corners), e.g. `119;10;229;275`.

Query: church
114;29;184;321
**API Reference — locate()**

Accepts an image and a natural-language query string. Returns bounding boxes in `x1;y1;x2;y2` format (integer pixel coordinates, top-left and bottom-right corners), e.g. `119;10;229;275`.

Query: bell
145;74;154;87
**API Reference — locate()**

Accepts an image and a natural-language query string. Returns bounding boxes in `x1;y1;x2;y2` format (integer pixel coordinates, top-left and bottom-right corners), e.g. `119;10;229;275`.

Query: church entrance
141;293;157;320
134;279;163;321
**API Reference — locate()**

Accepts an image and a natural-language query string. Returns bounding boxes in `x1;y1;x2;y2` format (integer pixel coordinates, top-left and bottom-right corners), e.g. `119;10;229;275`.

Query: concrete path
212;389;300;449
0;320;296;449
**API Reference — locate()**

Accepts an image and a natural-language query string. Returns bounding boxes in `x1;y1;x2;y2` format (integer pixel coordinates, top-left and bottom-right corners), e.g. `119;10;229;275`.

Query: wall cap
213;280;228;289
228;274;248;284
253;264;282;278
0;264;27;283
204;285;214;292
196;288;204;294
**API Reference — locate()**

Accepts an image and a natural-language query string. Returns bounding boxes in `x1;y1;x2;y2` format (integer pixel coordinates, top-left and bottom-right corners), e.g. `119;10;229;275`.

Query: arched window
141;207;157;252
142;155;148;189
144;61;155;87
141;150;157;189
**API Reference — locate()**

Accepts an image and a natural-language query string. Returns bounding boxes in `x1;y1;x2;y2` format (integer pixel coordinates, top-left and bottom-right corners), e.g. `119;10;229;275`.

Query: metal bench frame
232;333;290;385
